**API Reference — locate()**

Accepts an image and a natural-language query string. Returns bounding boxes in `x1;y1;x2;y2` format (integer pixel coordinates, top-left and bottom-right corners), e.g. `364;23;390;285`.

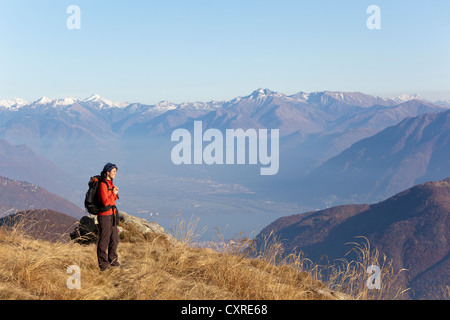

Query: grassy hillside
0;216;409;300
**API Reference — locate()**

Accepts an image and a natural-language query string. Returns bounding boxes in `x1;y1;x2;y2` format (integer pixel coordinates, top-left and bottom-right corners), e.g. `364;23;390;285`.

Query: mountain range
1;90;446;174
1;90;446;140
0;89;449;239
258;178;450;300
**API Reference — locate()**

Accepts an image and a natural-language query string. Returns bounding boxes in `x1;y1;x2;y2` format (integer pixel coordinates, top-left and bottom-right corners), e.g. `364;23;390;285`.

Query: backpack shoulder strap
98;177;114;191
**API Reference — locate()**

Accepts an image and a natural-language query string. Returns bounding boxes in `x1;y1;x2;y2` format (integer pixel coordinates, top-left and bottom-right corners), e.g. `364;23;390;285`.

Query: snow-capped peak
153;100;177;111
156;100;175;107
433;99;450;108
56;97;78;106
0;98;30;109
32;96;81;107
393;93;423;103
84;94;113;106
245;88;285;100
35;96;54;105
251;88;277;96
84;94;129;108
84;94;105;102
289;91;311;102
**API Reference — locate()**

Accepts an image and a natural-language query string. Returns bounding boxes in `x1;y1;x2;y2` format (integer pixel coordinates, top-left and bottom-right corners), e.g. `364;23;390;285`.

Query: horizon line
1;88;447;107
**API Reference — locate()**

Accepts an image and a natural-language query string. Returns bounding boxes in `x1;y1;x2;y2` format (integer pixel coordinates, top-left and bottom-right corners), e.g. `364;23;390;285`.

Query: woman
97;162;120;271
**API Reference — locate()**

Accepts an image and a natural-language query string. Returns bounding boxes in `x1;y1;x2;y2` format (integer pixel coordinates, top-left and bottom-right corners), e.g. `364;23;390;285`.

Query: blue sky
1;0;449;104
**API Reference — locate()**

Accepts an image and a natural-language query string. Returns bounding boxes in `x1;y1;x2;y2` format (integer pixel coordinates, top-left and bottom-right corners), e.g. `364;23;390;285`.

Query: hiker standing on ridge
97;162;120;271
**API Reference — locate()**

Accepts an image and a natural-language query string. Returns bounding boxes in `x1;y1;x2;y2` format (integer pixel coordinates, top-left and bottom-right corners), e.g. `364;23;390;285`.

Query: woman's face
108;168;117;180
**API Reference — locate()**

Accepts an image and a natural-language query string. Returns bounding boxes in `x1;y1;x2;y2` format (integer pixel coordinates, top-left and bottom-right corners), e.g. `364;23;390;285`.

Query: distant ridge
258;178;450;299
304;109;450;205
0;209;78;242
0;175;85;219
1;90;447;110
0;138;78;202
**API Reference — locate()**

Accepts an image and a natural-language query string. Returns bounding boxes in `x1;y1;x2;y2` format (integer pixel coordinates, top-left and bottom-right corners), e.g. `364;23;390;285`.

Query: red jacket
98;179;118;216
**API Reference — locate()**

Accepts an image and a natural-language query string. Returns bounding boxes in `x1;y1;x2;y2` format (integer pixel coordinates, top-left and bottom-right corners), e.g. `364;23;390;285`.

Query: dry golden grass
0;217;409;300
301;237;411;300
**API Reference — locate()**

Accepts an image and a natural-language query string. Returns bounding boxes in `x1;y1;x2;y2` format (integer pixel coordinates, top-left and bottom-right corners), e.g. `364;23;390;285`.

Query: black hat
102;163;117;173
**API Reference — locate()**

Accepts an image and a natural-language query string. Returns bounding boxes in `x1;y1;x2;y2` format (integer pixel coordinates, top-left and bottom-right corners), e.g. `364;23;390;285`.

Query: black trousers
97;214;119;270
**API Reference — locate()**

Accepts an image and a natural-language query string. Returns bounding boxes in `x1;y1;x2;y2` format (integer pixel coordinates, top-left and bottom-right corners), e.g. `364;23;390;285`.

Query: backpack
84;175;104;215
70;215;99;244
